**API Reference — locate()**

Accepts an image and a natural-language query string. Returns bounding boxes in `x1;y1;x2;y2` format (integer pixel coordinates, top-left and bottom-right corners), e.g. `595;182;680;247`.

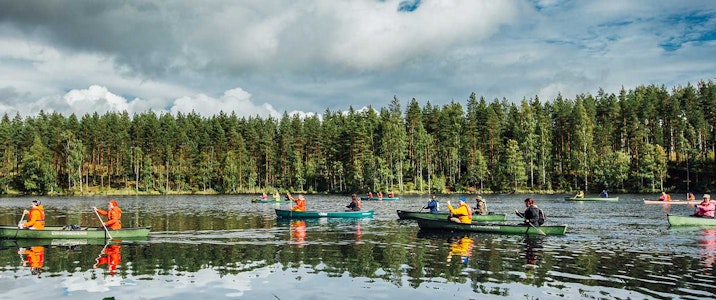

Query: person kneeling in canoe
19;200;45;230
424;195;439;214
447;198;472;224
94;200;122;230
692;194;715;218
346;194;362;211
287;193;306;212
515;198;545;227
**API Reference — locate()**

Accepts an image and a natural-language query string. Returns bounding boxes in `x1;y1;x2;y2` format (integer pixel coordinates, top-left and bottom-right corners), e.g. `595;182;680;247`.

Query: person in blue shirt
600;190;608;198
424;195;439;214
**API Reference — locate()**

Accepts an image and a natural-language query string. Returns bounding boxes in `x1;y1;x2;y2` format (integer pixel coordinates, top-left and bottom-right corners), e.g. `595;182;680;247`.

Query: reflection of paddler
94;244;122;275
698;228;716;269
447;236;473;264
355;223;362;243
290;220;306;247
19;246;44;275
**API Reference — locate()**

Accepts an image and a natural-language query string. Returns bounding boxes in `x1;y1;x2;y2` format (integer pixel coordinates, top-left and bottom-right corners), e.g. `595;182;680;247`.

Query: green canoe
564;197;619;202
0;225;151;239
360;197;400;201
667;214;716;226
415;218;567;235
396;210;507;222
251;198;291;204
275;209;374;218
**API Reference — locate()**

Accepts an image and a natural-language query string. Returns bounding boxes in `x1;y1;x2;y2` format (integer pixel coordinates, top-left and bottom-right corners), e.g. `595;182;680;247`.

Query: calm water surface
0;194;714;299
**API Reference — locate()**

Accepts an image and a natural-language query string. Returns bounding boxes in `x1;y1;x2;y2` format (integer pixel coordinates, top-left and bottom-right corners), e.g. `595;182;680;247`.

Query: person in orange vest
19;246;44;275
94;200;122;230
377;191;383;199
388;192;395;198
287;193;306;212
94;244;122;275
20;200;45;230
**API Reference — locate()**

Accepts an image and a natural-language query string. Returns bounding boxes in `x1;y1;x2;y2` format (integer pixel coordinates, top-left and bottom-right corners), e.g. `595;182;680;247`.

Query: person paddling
693;194;715;218
287;193;306;212
346;194;362;211
19;200;45;230
515;198;545;227
424;195;439;214
93;200;122;230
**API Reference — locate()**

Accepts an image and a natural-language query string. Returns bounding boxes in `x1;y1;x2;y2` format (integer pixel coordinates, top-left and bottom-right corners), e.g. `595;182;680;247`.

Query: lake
0;194;714;299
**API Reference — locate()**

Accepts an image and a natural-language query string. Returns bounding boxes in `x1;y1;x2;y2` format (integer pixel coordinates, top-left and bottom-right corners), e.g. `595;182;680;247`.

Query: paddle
13;211;27;239
93;207;113;240
515;209;546;236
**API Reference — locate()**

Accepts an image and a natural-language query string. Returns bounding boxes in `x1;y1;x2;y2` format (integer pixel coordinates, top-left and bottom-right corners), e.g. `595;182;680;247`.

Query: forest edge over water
1;80;715;197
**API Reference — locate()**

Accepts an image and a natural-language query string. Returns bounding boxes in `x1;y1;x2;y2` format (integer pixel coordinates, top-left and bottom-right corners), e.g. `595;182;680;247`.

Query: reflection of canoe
396;210;506;222
0;226;151;239
644;199;696;205
416;218;567;235
0;238;117;248
360;197;400;201
564;197;619;202
668;214;716;226
251;199;291;204
275;209;374;219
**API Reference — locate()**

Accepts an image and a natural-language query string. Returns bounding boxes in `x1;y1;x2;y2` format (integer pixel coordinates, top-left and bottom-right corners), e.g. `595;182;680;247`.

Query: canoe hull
360;197;400;201
0;226;151;239
275;209;374;218
643;199;696;205
396;210;506;222
667;214;716;226
565;197;619;202
416;218;567;235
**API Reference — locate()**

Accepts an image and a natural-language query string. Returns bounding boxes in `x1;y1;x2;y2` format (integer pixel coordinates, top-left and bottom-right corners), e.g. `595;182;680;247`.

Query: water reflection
446;236;473;265
698;228;716;271
19;245;44;275
289;220;306;248
94;244;121;275
523;236;543;266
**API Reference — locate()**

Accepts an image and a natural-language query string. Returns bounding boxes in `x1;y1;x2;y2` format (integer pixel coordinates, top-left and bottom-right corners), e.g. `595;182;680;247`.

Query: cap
476;196;483;201
32;200;40;205
298;195;305;200
459;197;466;202
704;194;711;199
109;200;118;207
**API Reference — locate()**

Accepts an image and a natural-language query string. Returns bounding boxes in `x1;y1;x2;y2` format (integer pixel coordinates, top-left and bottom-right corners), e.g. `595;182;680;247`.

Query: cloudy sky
0;0;714;119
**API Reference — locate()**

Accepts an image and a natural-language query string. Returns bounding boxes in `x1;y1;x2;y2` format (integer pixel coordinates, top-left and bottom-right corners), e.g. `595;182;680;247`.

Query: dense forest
1;80;715;196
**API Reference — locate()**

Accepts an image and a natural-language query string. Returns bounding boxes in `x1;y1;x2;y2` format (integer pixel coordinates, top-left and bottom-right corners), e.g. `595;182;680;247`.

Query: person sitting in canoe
273;191;281;200
287;193;306;212
367;192;373;198
261;193;268;200
424;195;439;214
515;198;545;227
693;194;715;218
447;198;473;224
600;190;609;198
346;194;362;211
19;200;45;230
377;191;383;199
94;200;122;230
388;192;395;198
659;191;671;202
474;196;487;215
687;192;696;201
574;191;584;198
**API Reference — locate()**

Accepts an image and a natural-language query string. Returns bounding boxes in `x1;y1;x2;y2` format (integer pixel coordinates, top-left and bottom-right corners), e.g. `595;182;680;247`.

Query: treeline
1;80;715;195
